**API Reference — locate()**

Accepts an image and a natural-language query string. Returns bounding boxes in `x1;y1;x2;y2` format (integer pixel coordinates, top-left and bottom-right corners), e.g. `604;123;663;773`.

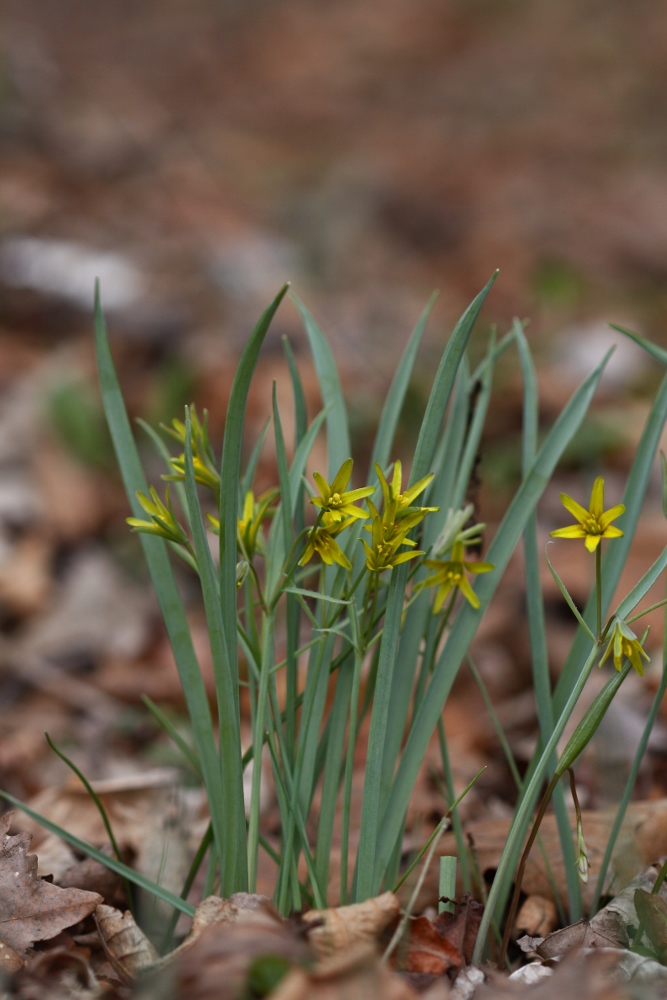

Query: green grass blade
451;335;495;508
94;283;229;893
514;321;581;919
241;417;271;498
45;734;133;912
374;350;611;890
591;656;667;912
611;324;667;366
219;284;289;720
315;656;355;893
356;561;410;899
184;407;247;893
291;293;350;480
554;370;667;714
142;696;201;774
410;272;497;486
423;361;470;545
0;787;195;917
282;336;308;453
369;293;438;475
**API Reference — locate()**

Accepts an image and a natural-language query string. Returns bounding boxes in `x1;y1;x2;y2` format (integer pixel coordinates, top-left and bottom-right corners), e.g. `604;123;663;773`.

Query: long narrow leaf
94;284;229;891
410;272;497;486
292;294;350;480
369;293;438;475
374;350;611;889
184;407;247;893
219;285;289;723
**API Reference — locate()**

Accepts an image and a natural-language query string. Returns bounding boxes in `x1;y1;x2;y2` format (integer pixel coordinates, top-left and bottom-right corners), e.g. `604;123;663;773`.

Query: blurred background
1;0;667;874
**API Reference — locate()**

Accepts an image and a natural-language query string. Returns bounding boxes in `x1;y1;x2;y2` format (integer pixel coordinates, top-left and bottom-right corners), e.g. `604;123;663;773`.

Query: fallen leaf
0;812;102;967
433;893;484;965
270;943;421;1000
160;904;313;1000
398;914;462;976
633;888;667;961
94;903;158;983
302;891;400;960
514;895;558;940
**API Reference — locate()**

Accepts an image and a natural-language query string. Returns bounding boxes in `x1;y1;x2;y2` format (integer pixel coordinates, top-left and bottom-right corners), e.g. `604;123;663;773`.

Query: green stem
497;773;560;969
596;545;602;640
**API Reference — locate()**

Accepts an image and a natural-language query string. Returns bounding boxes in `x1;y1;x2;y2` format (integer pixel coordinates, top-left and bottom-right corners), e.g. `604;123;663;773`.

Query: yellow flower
599;616;650;677
127;486;189;546
550;476;624;553
237;487;279;559
310;459;374;524
375;460;438;518
162;405;220;497
420;540;493;611
299;517;353;570
361;508;424;572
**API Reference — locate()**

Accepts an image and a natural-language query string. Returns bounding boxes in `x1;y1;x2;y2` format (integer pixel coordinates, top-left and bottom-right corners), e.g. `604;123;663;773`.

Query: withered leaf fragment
0;812;102;967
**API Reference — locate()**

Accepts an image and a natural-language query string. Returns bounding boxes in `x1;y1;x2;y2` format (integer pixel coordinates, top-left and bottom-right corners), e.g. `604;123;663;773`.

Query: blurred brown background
1;0;667;833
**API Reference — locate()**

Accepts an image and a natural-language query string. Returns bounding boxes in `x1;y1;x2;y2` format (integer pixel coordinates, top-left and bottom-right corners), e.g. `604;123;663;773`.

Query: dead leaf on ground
94;903;158;983
301;891;400;960
271;943;424;1000
634;887;667;961
0;812;102;970
158;901;313;1000
514;895;558;940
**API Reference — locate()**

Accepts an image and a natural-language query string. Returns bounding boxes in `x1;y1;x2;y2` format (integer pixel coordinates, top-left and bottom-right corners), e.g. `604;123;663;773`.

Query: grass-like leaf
375;349;611;891
369;292;438;476
184;406;247;893
94;283;229;895
292;293;350;481
410;272;497;486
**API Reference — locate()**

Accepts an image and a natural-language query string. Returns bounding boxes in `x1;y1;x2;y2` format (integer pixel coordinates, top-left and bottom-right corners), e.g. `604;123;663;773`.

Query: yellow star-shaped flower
550;476;624;553
310;459;374;523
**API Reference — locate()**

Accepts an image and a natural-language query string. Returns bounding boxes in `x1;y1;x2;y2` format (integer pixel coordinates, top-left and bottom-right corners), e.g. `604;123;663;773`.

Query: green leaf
291;294;350;480
94;282;229;893
375;348;611;891
410;272;497;486
356;561;410;899
369;293;438;475
554;369;667;714
184;406;247;893
218;285;289;723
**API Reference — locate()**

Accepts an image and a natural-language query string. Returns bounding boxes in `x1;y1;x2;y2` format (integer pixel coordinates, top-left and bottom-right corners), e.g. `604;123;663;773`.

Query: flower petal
589;477;605;519
584;533;602;552
599;503;625;530
466;561;494;575
458;576;480;609
550;525;587;539
601;525;623;539
313;472;330;499
560;493;590;524
330;458;353;495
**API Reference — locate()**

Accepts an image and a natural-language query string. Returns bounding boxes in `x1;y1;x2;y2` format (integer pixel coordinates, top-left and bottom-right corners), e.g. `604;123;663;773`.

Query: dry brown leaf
514;895;558;940
271;943;421;1000
94;903;158;983
433;893;484;966
302;891;400;960
0;812;102;967
397;915;462;976
163;906;313;1000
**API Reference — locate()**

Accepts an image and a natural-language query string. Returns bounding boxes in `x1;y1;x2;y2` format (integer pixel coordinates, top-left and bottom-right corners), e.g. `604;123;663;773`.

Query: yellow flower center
447;569;462;582
583;516;602;535
329;493;343;507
